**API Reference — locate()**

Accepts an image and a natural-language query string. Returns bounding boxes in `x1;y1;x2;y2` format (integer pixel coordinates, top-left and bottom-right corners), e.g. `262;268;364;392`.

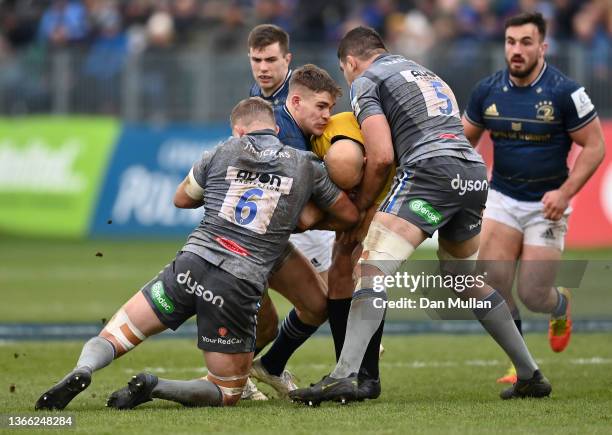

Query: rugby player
290;26;552;405
34;97;358;410
462;12;606;383
244;29;338;402
248;65;355;398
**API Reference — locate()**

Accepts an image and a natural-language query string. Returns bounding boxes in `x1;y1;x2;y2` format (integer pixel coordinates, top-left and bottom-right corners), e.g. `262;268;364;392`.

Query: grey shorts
141;251;260;353
379;156;488;242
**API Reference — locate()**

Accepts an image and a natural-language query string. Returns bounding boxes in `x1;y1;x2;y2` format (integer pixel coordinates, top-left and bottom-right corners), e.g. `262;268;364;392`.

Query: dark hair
248;24;290;54
505;12;547;40
337;26;387;61
289;64;342;99
230;97;275;127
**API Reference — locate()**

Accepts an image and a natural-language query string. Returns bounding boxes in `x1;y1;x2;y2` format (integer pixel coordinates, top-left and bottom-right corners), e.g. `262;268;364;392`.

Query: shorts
289;230;334;272
379;156;488;242
483;189;570;250
141;251;260;353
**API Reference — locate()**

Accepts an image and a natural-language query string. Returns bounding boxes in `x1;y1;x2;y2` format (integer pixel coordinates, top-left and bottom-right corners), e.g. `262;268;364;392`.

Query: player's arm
353;114;394;210
542;117;606;220
174;168;204;209
310;191;360;231
462;115;485;147
462;79;488;148
296;201;325;232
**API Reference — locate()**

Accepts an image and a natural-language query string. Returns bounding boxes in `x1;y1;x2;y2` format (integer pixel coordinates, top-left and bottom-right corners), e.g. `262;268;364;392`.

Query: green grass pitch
1;335;612;434
1;237;611;433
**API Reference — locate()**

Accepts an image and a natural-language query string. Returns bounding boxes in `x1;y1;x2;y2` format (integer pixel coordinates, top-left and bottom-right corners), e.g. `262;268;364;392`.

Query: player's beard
507;56;539;79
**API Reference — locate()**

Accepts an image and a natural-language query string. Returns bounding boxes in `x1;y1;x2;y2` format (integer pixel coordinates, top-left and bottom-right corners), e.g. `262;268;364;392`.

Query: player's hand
541;189;570;221
338;210;370;244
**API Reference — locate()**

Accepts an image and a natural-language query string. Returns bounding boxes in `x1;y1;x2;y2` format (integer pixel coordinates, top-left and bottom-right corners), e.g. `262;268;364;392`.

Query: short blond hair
230;97;275;128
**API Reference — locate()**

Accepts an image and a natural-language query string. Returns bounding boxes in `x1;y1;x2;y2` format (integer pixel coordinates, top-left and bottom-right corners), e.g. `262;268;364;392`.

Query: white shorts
483;189;570;251
289;230;335;272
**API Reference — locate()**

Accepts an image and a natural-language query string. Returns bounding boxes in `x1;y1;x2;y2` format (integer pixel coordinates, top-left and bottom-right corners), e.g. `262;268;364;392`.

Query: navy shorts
379;156;488;242
141;251;260;353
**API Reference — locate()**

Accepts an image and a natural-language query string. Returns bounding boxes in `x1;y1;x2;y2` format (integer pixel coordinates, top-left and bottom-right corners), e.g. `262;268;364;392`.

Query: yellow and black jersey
311;112;395;207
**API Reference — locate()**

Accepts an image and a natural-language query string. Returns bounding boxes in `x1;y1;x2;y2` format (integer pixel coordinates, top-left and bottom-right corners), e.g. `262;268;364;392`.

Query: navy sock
511;308;523;336
260;309;318;376
552;288;568;318
327;298;351;361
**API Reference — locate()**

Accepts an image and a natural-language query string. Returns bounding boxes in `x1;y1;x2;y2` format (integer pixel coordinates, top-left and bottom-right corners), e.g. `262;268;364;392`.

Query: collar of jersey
249;128;277;137
283;104;310;142
271;69;292;98
506;62;548;88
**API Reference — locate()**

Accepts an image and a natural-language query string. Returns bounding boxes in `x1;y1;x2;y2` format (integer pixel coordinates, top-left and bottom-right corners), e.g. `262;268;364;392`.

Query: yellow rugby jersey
311;112;394;207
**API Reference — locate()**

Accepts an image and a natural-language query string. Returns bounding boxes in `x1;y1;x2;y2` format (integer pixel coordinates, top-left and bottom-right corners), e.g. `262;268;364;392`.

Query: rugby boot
241;377;269;401
500;369;552;400
289;373;359;406
250;358;297;399
549;287;572;353
496;364;518;384
106;372;158;409
35;368;92;410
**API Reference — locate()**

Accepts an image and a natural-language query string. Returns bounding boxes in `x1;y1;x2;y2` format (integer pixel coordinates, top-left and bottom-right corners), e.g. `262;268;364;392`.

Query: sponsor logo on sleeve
571;87;595;118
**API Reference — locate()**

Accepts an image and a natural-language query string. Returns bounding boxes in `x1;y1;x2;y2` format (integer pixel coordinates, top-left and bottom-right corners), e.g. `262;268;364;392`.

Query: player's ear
346;55;358;73
284;52;292;64
275;124;280;134
540;40;548;57
290;93;301;109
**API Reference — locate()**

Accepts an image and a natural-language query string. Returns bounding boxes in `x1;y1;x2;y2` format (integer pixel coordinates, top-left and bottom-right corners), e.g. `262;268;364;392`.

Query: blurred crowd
0;0;610;117
1;0;611;53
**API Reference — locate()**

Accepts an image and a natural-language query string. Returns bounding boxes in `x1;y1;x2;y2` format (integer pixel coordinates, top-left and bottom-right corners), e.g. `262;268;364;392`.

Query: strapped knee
205;371;249;401
355;222;416;287
437;247;478;276
103;308;146;351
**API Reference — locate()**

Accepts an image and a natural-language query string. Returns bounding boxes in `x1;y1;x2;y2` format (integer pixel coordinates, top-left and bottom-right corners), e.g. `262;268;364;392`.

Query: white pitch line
120;357;612;375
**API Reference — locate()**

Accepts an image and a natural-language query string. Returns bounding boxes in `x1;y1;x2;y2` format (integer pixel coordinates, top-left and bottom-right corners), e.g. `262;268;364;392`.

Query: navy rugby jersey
274;104;311;151
465;63;597;201
249;69;292;108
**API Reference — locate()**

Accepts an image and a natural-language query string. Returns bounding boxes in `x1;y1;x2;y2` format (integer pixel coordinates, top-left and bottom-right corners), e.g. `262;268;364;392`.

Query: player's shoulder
474;69;506;93
543;64;583;96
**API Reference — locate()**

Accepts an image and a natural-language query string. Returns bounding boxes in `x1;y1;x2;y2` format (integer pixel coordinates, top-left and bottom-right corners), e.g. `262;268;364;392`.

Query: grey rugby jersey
350;53;482;166
181;129;341;290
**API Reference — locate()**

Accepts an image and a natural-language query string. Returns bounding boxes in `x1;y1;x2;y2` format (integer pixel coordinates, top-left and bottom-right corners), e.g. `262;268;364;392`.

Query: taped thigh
104;308;146;351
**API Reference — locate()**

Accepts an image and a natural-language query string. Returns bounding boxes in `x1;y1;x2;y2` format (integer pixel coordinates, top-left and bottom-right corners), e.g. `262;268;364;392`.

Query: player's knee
294;299;327;326
357;222;416;281
205;372;249;406
101;309;146;356
437;247;478;277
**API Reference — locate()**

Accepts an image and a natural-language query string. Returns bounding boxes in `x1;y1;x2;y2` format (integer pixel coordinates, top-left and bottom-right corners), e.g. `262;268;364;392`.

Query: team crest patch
408;199;442;225
511;122;522;131
535;101;555;121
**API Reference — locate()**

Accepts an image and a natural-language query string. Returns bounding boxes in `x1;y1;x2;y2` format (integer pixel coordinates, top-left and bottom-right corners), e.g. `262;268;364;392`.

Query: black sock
327;298;351;361
260;309;318;376
511;308;523;336
360;319;384;380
